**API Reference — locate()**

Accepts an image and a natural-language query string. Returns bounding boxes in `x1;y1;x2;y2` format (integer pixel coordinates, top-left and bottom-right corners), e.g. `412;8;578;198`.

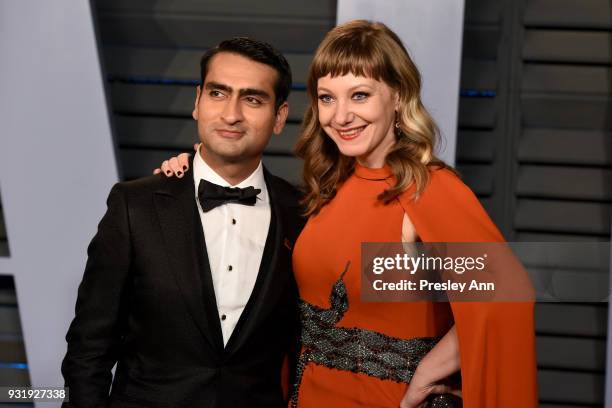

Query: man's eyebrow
238;88;271;100
204;83;271;100
205;82;232;92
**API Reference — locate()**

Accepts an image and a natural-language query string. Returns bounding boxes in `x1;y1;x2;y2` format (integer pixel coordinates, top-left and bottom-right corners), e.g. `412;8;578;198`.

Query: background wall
0;0;610;407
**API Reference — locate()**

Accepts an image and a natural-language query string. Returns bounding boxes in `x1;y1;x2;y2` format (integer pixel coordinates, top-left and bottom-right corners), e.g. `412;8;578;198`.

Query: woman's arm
400;213;461;407
400;326;460;407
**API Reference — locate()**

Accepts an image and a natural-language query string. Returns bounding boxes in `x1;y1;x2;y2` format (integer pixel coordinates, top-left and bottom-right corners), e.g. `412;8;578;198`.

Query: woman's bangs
312;40;384;81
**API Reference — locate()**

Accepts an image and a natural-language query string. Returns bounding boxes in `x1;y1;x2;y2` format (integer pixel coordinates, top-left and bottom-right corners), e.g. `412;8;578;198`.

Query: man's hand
152;143;198;178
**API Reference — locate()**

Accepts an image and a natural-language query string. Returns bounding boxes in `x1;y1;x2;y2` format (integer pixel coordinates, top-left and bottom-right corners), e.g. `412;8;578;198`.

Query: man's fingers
153;168;161;175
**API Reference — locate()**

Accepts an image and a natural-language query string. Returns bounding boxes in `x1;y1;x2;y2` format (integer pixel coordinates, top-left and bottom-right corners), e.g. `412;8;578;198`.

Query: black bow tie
197;179;261;213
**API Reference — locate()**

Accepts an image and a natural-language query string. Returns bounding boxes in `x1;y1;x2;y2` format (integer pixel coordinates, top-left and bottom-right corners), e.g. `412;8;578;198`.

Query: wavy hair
295;20;452;216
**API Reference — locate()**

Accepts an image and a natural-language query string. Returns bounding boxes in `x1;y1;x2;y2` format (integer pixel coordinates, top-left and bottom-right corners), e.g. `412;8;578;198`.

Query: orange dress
291;164;537;407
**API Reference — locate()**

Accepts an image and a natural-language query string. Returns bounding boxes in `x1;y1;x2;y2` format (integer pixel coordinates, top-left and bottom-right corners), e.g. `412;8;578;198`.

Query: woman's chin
336;144;367;159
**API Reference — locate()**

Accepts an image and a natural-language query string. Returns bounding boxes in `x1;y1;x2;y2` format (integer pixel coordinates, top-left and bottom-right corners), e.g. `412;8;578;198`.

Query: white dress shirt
193;151;271;346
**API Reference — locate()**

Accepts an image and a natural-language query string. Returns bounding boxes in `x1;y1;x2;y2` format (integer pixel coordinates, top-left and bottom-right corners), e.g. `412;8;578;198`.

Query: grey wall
0;2;117;407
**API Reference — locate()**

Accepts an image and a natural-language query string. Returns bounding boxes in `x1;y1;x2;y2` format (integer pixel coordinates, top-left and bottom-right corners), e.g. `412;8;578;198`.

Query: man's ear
273;102;289;135
192;86;201;120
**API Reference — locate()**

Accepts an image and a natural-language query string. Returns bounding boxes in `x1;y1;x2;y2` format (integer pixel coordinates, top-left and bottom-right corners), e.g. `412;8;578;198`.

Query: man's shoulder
110;174;191;206
112;174;170;194
265;172;302;205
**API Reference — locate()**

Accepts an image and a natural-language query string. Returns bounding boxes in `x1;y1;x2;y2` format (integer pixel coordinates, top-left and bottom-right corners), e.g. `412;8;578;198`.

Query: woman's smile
334;124;368;140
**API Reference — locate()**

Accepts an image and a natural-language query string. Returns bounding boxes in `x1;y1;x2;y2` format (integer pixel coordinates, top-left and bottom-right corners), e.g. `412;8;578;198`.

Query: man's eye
209;90;224;98
318;94;333;104
245;97;262;105
353;92;370;101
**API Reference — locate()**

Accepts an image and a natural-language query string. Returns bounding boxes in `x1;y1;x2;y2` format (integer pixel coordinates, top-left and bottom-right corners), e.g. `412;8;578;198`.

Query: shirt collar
193;148;268;203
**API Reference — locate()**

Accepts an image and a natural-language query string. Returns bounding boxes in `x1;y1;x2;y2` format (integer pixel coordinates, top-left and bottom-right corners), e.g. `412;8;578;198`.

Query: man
62;38;304;407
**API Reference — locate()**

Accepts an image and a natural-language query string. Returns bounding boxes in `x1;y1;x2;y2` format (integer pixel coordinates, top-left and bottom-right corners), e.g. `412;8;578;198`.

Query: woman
158;20;537;408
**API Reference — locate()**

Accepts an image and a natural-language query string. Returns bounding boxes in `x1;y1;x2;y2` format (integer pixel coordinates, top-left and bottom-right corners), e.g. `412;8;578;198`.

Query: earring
394;115;402;136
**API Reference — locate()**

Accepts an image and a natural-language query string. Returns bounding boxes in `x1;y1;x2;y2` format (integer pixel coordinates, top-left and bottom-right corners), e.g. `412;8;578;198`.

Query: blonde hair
295;20;451;216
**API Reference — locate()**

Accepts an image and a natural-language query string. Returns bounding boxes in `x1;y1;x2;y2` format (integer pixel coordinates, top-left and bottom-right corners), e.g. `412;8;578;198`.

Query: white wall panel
0;1;117;406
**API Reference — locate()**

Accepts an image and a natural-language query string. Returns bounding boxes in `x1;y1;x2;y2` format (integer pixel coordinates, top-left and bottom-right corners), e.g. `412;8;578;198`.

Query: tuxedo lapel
192;203;225;354
153;168;224;355
224;169;297;355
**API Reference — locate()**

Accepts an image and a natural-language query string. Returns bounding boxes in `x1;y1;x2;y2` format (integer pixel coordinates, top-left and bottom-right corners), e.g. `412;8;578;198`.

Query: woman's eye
353;92;370;101
318;94;333;104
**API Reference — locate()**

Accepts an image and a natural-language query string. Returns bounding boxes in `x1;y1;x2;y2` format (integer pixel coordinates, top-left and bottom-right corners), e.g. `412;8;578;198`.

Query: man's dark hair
199;37;292;111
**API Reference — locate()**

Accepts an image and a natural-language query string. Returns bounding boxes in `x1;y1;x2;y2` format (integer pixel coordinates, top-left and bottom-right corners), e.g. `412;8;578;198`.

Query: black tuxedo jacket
62;165;304;408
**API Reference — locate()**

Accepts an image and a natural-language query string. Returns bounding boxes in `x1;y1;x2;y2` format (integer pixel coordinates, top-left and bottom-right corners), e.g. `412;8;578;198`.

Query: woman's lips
336;125;367;140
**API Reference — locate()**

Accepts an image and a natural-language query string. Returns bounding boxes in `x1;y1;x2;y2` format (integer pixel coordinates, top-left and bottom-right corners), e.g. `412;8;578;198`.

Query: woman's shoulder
398;164;504;242
421;165;474;201
395;164;480;214
392;164;475;206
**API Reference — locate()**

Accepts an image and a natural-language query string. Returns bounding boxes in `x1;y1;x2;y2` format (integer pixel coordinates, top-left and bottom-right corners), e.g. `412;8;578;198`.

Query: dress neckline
353;162;393;181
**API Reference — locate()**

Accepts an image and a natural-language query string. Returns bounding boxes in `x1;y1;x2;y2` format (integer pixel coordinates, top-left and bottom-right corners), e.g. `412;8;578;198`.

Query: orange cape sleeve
391;167;538;408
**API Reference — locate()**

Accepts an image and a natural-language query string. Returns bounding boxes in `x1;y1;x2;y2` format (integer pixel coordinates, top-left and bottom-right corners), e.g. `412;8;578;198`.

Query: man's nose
333;99;354;126
221;96;244;124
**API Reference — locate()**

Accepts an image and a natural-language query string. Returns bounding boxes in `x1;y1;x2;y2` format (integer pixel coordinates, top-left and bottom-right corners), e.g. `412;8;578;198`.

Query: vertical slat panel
518;1;612;405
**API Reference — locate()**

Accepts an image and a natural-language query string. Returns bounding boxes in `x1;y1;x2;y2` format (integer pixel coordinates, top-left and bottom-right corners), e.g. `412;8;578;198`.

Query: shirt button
228;265;233;271
221;314;227;321
232;218;236;225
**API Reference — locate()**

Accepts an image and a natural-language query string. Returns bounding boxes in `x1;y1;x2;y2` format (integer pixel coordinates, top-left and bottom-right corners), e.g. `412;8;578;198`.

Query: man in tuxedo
61;37;304;407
